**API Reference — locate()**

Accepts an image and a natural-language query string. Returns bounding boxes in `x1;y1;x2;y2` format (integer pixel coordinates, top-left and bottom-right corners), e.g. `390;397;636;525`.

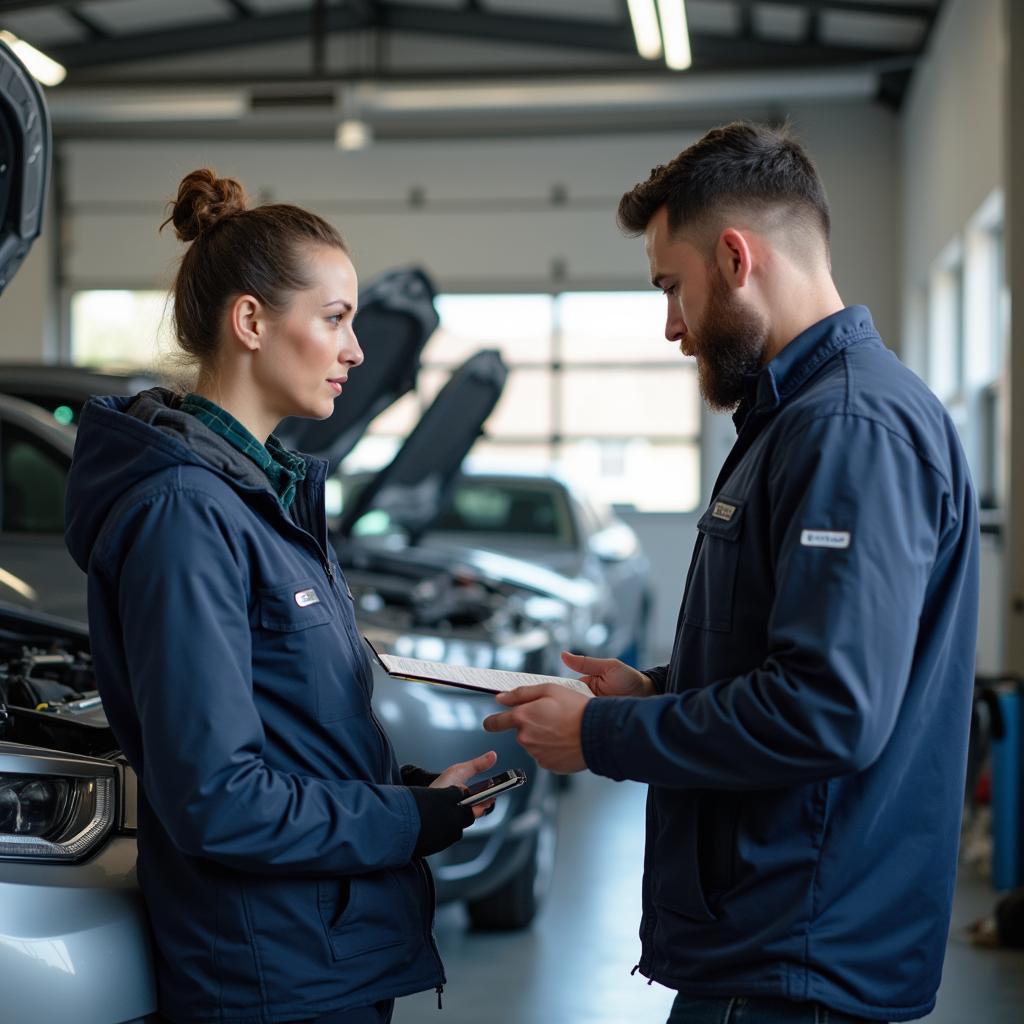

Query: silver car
342;467;653;666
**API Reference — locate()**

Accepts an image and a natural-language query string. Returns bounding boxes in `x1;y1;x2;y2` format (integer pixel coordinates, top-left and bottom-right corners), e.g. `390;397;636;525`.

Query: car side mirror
590;522;639;563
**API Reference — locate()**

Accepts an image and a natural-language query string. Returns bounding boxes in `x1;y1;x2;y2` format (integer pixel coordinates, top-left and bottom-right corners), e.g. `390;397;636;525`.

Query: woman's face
256;245;363;422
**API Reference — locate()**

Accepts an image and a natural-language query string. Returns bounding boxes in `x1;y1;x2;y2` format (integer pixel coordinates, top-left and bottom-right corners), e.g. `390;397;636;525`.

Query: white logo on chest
294;588;321;607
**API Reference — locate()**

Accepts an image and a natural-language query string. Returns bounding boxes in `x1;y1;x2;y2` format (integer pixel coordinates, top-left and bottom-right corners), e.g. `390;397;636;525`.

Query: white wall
901;0;1004;307
42;99;899;329
900;0;1007;674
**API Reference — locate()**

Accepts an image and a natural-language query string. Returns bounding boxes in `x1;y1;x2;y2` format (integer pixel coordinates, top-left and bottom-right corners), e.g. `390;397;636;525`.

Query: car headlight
0;750;117;862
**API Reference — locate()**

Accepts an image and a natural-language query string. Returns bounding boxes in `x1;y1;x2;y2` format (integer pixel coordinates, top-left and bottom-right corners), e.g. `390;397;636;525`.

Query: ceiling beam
0;0;934;17
50;2;926;73
223;0;255;17
51;6;375;69
749;0;933;16
63;52;914;91
64;6;108;38
0;0;128;11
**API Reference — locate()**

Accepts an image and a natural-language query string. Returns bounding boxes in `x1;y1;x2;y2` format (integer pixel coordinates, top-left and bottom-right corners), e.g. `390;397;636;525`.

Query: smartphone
458;768;527;807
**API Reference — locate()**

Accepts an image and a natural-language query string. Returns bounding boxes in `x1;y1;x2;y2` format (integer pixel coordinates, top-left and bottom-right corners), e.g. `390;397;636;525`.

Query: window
927;245;965;404
926;191;1006;514
348;291;700;512
1;422;70;534
431;482;576;545
72;287;703;512
70;290;174;369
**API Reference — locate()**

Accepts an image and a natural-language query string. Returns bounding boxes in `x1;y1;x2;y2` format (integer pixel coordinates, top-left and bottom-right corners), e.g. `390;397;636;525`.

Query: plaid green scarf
180;393;307;511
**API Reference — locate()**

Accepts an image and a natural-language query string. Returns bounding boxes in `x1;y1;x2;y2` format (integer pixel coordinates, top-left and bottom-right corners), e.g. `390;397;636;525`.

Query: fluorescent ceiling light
336;118;372;151
47;90;246;122
0;30;66;87
366;71;874;114
627;0;663;60
657;0;693;72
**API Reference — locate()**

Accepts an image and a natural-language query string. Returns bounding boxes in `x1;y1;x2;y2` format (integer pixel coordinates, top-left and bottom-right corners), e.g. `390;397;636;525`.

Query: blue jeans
668;994;884;1024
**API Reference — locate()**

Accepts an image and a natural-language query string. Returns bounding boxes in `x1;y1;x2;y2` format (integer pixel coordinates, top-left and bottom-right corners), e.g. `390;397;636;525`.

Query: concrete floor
394;772;1024;1024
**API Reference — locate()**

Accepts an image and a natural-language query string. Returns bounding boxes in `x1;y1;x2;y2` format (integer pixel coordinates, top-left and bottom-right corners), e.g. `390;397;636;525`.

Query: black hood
0;38;50;296
64;388;282;573
274;266;439;473
338;348;507;544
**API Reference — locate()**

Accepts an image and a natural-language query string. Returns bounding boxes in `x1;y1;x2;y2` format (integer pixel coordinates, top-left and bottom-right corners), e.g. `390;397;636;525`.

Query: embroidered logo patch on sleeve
711;501;737;521
800;529;851;549
294;588;321;607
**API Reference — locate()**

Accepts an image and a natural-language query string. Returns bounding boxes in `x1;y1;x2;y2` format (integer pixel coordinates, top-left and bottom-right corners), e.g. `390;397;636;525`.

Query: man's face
645;206;768;412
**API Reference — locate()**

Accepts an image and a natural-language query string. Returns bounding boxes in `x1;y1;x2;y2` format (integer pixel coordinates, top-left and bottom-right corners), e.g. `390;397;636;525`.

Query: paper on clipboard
364;636;592;697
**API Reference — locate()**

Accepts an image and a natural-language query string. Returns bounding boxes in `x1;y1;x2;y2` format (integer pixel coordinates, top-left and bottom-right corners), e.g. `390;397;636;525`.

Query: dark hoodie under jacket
65;389;446;1024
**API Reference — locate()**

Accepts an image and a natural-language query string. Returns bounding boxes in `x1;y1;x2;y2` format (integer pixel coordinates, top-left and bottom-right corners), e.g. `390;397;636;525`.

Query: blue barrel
992;686;1022;889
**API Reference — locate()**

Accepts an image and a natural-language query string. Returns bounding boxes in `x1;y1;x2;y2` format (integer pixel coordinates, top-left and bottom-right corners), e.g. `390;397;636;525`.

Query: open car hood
275;266;439;473
0;38;51;296
337;349;508;543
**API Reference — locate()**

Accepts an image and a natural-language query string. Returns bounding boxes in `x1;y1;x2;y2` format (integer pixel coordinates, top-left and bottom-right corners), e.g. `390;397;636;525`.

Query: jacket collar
734;304;878;432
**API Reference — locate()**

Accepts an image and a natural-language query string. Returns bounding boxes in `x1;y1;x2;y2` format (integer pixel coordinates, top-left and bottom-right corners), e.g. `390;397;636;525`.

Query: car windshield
430;482;575;546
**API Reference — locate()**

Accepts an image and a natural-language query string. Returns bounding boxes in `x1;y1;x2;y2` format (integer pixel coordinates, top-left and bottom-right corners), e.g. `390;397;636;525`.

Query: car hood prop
337;348;508;545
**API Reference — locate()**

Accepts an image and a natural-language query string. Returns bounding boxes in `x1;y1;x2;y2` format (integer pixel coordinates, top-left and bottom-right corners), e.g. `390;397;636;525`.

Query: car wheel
466;801;558;930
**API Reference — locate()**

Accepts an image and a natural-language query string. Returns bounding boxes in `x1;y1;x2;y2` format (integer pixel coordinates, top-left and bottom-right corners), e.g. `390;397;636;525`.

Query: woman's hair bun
162;168;248;242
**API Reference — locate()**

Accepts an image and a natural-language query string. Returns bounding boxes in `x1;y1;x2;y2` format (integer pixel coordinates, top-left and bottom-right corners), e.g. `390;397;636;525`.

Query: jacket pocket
255;578;367;723
682;497;744;633
697;791;741;902
257;578;333;631
317;869;416;962
650;789;718;923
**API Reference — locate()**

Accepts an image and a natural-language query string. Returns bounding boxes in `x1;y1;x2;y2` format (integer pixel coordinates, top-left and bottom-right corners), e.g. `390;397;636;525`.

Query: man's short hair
617;121;831;256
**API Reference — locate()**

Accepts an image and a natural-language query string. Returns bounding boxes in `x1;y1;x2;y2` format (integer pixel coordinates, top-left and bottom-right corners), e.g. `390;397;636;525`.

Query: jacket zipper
259;488;395;779
310;508;397;780
416;858;446;1008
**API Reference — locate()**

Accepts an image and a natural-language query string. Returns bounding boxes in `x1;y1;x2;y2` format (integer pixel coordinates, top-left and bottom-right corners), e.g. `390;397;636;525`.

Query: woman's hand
560;651;657;698
431;749;498;818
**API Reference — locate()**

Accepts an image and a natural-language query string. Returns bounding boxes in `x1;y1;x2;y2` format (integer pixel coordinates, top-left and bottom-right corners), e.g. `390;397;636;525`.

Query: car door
0;407;87;621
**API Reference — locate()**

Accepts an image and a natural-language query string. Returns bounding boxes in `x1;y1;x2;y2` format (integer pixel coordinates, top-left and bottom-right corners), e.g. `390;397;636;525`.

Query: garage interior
1;0;1023;1022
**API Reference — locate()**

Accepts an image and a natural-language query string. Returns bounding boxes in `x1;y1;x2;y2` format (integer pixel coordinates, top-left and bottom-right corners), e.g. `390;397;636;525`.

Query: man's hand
431;749;497;819
561;651;657;698
483;684;592;774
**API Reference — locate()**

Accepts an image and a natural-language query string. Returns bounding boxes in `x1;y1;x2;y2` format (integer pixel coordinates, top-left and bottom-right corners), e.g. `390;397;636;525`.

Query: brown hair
617;121;831;256
161;168;349;363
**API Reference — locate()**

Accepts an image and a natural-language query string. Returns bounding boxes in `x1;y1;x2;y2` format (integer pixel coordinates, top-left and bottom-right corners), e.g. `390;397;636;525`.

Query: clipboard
363;636;592;697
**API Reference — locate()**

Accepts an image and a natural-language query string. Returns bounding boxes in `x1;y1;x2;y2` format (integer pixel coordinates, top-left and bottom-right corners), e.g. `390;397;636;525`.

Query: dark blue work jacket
65;390;443;1024
582;307;979;1022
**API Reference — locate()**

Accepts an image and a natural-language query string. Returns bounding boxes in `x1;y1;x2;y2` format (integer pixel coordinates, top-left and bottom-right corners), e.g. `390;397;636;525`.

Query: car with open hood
0;43;557;1024
0;284;562;919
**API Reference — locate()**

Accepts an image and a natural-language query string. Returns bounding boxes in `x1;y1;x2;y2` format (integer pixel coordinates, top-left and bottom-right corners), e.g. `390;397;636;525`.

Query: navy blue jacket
65;390;444;1023
582;307;979;1021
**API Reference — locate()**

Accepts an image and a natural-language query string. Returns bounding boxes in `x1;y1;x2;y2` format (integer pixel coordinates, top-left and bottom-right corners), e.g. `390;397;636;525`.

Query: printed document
364;638;592;696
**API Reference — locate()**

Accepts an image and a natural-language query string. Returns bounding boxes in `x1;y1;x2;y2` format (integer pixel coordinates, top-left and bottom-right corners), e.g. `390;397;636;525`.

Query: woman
64;169;496;1024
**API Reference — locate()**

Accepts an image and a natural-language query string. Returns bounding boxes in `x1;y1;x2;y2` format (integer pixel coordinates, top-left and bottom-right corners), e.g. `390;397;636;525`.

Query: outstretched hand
431;749;498;818
560;651;656;698
483;683;591;774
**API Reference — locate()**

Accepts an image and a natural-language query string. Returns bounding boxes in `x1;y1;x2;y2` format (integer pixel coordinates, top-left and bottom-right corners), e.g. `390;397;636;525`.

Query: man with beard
484;122;979;1023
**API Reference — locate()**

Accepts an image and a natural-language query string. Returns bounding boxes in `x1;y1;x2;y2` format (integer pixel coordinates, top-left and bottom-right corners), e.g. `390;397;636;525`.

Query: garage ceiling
0;0;944;137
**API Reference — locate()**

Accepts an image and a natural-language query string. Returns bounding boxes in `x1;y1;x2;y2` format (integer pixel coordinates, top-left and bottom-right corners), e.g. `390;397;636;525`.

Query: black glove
401;763;440;788
409;786;474;859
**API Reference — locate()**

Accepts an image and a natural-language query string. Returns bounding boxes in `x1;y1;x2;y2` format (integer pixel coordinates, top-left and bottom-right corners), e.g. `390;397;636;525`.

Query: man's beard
688;268;769;412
